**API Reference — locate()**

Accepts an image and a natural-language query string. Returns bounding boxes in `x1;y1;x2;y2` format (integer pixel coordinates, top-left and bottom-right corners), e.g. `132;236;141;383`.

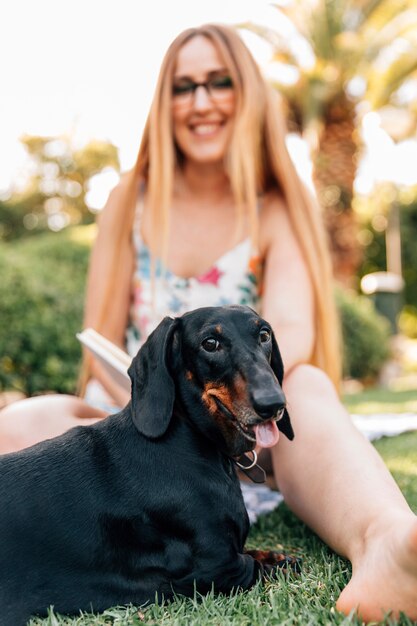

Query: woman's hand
89;358;131;408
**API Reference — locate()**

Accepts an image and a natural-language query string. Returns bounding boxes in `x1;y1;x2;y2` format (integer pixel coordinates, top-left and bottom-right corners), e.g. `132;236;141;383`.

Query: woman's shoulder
100;172;129;213
259;190;292;251
111;171;142;199
107;170;145;198
98;172;142;219
259;190;287;219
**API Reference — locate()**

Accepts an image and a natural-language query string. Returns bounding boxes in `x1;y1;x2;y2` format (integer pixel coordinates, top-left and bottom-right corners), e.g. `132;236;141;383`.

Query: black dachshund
0;305;297;625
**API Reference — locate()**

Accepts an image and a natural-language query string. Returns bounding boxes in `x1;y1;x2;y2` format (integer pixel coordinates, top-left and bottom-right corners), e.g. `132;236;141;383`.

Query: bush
336;288;391;381
399;305;417;339
0;226;94;395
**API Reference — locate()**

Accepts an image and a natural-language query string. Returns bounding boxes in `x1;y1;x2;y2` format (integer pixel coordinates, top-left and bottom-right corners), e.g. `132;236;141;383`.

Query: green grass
344;388;417;415
29;389;417;626
374;431;417;512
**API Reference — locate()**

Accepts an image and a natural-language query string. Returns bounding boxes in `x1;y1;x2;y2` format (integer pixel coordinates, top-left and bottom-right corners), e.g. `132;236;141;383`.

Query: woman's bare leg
273;364;417;622
0;395;108;454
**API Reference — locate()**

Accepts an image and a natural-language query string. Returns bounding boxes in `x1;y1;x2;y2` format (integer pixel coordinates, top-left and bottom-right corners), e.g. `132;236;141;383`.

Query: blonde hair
82;23;341;391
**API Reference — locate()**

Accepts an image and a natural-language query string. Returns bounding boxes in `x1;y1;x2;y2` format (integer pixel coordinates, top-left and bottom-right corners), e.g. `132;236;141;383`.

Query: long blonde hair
82;23;341;391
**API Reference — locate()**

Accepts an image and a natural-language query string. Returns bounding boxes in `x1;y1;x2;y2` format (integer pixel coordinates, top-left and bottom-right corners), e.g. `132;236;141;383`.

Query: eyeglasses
172;75;234;106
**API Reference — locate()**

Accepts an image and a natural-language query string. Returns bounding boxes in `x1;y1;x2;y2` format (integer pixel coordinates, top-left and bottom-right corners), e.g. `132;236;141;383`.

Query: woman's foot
336;515;417;622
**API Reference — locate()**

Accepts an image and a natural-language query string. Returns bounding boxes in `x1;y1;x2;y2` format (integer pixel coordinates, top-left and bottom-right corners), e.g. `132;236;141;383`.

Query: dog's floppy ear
128;316;178;438
278;409;294;441
270;330;284;385
270;330;294;441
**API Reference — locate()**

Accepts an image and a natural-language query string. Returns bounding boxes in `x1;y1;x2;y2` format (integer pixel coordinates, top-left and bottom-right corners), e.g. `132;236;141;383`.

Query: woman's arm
259;194;315;373
83;177;135;406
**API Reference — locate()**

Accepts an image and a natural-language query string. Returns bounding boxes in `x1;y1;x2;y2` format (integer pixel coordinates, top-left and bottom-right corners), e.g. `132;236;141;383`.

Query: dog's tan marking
203;377;249;416
202;383;234;415
202;383;218;414
202;378;259;450
204;384;233;410
233;375;250;404
185;370;193;381
215;324;222;334
205;383;239;446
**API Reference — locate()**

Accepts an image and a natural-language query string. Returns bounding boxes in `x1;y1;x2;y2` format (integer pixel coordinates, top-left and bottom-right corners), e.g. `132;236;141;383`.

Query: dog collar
233;450;266;484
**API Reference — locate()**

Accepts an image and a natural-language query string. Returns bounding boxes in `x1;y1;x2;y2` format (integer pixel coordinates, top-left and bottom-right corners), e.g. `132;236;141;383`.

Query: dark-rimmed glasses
172;75;234;107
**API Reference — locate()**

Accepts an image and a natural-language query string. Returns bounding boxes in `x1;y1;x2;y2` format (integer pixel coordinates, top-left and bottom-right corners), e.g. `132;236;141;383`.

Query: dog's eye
259;328;271;344
202;338;220;352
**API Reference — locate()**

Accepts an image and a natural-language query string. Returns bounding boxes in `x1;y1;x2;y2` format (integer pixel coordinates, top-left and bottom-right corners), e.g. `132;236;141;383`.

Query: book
76;328;132;392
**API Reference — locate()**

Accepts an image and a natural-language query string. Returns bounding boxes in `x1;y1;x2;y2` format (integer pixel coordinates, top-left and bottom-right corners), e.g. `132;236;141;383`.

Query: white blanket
351;412;417;441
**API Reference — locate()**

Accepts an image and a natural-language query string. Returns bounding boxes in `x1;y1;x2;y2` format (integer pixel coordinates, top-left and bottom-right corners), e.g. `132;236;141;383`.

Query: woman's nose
193;85;213;111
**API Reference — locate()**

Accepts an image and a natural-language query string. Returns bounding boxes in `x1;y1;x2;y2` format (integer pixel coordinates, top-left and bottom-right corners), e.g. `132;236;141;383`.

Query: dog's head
128;305;294;457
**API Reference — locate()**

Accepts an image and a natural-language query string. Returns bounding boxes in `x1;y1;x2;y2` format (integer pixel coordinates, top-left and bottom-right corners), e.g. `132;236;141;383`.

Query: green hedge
336;288;391;381
0;227;93;395
0;227;391;395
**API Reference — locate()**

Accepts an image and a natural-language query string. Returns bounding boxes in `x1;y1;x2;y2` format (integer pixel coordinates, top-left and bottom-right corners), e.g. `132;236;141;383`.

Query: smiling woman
1;22;417;623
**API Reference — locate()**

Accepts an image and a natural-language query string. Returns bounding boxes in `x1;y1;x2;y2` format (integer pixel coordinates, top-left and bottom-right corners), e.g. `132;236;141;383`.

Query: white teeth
192;124;220;135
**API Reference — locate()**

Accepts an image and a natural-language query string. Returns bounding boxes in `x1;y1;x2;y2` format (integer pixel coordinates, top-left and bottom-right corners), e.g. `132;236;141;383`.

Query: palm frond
238;22;292;51
360;9;417;64
367;50;417;108
360;0;412;30
238;22;305;69
348;0;410;30
242;0;417;129
271;1;314;39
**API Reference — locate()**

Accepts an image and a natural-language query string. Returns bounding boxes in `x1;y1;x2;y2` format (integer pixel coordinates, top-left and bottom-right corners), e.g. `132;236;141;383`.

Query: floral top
125;200;262;357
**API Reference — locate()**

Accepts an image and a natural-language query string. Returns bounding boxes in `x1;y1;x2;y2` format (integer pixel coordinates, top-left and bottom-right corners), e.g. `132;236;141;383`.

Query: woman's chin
185;149;227;166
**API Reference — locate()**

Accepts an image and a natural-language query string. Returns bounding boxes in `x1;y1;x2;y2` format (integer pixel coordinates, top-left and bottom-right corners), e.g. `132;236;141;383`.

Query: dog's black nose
251;388;286;420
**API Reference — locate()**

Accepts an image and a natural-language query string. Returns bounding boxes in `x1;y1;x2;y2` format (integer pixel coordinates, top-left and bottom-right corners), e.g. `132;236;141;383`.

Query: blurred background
1;0;417;406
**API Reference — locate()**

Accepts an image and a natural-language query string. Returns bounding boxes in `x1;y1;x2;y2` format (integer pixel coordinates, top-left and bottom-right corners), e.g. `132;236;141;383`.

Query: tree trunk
312;95;362;285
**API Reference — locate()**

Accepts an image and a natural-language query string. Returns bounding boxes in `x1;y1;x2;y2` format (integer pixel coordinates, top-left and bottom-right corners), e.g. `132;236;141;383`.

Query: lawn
344;388;417;416
29;388;417;626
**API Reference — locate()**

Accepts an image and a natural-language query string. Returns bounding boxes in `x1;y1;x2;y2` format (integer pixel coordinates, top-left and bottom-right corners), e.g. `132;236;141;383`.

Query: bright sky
1;0;416;202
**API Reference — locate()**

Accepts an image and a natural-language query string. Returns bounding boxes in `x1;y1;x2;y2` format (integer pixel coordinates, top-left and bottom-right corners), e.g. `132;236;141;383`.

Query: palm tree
242;0;417;283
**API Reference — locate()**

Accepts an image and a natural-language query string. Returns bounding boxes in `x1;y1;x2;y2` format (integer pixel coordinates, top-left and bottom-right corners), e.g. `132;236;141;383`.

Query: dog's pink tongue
254;420;280;448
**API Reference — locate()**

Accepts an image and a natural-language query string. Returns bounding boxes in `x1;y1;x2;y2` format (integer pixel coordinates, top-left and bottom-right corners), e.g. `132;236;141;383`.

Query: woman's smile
189;121;225;137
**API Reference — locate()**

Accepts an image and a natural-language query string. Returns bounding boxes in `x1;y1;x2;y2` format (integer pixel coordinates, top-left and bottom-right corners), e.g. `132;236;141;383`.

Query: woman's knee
283;364;338;402
0;394;107;454
0;394;105;421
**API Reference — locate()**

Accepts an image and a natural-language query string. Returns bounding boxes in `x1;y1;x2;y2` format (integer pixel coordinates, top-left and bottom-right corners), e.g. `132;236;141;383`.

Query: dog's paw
246;548;302;576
